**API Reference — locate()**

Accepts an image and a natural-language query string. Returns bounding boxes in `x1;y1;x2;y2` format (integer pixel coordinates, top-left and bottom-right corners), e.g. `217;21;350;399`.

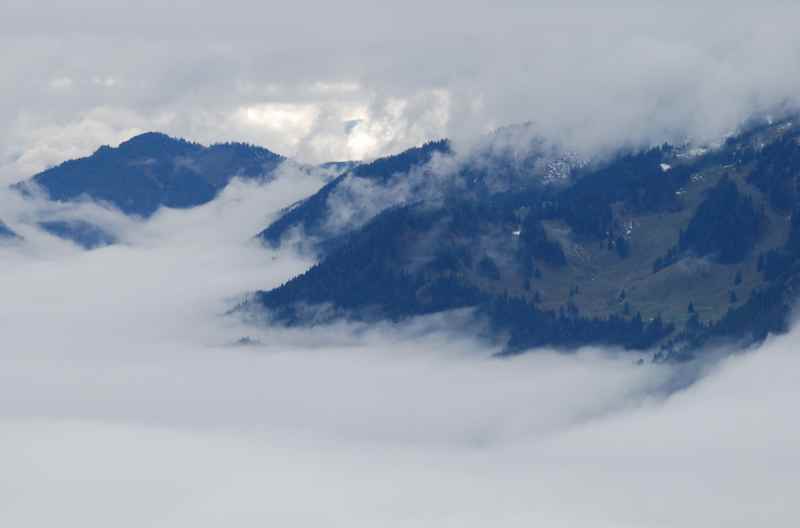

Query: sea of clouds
1;164;797;527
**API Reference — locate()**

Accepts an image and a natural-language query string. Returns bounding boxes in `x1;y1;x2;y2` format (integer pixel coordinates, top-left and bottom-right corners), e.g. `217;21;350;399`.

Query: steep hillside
252;117;800;357
256;140;452;254
257;124;585;256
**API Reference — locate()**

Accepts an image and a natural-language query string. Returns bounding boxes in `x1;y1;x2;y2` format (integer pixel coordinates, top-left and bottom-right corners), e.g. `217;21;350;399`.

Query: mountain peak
207;141;284;161
21;131;284;216
115;131;202;157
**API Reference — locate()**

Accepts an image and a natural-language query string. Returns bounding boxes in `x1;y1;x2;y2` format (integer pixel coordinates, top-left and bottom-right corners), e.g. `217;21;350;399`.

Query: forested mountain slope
253;117;800;358
256;140;453;254
257;124;585;256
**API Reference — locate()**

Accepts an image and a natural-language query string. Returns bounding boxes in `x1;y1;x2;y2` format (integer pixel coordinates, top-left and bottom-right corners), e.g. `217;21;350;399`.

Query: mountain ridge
250;115;800;359
256;126;588;257
14;131;286;217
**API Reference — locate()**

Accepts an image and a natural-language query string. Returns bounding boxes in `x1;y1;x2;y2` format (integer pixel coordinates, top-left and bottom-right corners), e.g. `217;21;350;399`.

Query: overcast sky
3;4;800;525
3;2;800;183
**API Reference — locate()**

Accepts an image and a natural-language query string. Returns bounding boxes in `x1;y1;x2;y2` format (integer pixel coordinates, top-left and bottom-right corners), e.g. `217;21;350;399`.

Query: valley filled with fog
1;168;797;527
4;2;800;524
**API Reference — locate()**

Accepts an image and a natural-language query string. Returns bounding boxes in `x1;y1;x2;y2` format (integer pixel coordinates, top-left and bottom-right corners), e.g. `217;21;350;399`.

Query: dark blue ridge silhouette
0;220;19;239
16;132;285;217
38;220;116;249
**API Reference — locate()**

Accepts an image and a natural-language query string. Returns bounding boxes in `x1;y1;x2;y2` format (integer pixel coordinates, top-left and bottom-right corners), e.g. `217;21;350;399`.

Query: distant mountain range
7;118;800;359
16;132;285;217
7;132;290;246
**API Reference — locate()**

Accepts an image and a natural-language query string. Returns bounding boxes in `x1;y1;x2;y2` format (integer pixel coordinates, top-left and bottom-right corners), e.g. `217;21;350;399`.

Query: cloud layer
0;167;798;526
3;4;800;525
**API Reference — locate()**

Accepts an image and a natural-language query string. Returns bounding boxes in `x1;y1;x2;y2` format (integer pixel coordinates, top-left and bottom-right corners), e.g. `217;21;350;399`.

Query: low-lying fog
1;167;797;527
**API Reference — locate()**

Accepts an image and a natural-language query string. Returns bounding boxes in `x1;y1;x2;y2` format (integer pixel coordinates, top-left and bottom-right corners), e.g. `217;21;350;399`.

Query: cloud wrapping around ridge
3;3;800;182
0;168;798;526
2;3;800;525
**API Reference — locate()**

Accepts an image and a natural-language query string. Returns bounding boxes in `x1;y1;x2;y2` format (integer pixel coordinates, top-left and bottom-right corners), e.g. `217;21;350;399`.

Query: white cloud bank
3;2;800;183
0;167;798;527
